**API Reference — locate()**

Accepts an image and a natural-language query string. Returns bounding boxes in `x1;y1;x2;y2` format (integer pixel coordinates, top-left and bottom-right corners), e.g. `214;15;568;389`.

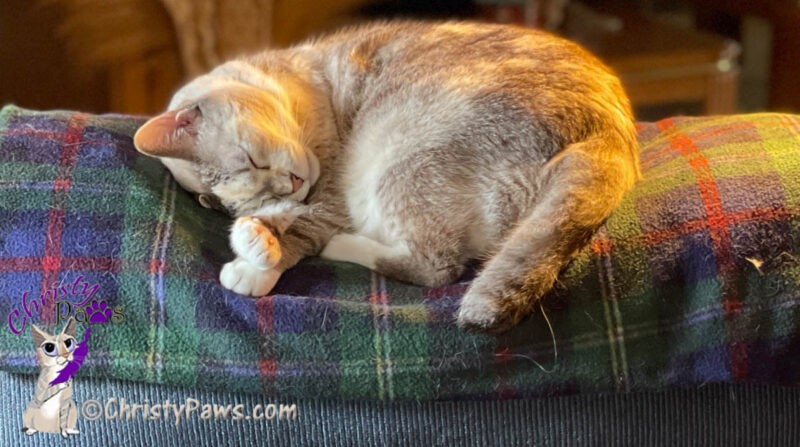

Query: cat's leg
220;257;282;296
59;399;79;437
220;198;349;296
457;134;638;332
373;248;467;287
229;216;282;270
368;224;469;287
220;211;288;295
65;397;79;435
322;233;466;287
320;234;408;270
349;150;474;287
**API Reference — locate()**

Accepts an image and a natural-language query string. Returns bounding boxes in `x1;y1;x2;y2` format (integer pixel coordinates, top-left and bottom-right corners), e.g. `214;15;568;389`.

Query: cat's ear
133;105;201;160
60;318;76;338
31;325;47;347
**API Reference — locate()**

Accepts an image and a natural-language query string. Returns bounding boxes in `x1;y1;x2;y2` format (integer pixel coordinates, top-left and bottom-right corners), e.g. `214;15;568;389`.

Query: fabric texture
3;371;800;447
0;105;799;400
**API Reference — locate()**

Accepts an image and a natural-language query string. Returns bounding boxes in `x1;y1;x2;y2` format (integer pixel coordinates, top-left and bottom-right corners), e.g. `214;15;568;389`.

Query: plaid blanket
1;105;799;400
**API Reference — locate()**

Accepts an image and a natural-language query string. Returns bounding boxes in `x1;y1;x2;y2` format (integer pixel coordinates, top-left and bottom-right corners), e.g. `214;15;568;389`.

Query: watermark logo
7;275;125;335
80;398;298;425
21;318;93;438
16;276;121;438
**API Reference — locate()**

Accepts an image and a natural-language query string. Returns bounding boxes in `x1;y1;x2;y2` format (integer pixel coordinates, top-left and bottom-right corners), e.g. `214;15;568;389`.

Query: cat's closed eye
246;153;270;170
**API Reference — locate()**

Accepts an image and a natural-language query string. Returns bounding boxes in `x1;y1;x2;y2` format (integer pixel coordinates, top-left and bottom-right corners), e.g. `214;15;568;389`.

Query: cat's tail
457;131;639;332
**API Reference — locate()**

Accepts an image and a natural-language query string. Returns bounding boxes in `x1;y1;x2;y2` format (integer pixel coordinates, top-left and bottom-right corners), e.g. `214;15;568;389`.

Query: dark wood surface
691;0;800;112
0;1;109;113
567;10;740;114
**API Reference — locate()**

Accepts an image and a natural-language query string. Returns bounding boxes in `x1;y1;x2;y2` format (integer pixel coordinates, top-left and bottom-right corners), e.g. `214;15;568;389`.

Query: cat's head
133;75;320;216
32;318;76;368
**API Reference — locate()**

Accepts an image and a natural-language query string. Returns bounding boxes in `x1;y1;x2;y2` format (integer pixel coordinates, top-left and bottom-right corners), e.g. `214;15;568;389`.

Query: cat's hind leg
375;250;466;288
322;233;466;287
457;134;638;332
320;234;407;270
64;399;79;435
60;399;79;438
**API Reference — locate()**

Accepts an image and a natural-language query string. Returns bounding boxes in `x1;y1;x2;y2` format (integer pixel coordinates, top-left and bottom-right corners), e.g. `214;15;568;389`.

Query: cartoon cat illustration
21;318;82;438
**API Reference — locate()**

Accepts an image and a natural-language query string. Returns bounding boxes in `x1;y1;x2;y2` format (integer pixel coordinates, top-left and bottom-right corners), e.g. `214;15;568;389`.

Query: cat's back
312;20;615;92
309;20;632;149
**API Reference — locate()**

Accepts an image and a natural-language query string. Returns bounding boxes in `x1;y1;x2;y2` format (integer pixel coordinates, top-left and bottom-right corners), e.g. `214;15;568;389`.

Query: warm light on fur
137;21;640;332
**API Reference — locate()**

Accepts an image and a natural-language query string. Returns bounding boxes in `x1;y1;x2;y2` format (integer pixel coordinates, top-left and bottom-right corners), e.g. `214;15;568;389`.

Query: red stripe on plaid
591;206;793;256
642;206;792;247
641;122;755;168
494;344;516;399
659;117;747;381
4;129;75;141
778;114;800;137
591;238;614;255
2;128;136;151
39;113;88;324
149;259;168;275
423;283;469;300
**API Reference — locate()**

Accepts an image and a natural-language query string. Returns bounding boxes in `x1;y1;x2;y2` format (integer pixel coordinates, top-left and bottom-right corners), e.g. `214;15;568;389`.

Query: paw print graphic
85;301;112;323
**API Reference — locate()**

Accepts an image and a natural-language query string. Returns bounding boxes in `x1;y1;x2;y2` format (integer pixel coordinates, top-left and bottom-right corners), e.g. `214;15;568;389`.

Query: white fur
320;233;408;270
229;217;281;270
341;89;473;245
220;258;282;296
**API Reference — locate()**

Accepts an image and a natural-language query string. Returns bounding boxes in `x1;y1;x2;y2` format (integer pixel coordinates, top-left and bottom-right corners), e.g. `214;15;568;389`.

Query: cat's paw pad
230;217;281;270
220;258;282;297
85;300;112;323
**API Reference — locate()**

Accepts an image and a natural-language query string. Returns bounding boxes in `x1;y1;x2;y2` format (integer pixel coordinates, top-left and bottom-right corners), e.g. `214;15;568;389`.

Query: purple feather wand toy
50;326;91;385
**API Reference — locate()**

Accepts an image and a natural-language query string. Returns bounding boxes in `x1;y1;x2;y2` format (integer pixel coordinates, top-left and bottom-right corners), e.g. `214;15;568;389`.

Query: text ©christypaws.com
80;398;298;426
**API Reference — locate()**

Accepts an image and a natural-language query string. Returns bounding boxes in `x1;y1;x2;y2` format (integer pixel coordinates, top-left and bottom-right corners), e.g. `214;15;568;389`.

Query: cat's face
32;318;76;368
133;80;320;216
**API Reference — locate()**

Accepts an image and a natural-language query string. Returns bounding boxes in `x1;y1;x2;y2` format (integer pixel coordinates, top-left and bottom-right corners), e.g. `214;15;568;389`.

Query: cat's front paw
220;258;282;297
230;217;281;270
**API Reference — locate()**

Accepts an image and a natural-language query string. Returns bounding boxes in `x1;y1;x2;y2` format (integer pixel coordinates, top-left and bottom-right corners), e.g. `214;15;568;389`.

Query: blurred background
0;0;796;121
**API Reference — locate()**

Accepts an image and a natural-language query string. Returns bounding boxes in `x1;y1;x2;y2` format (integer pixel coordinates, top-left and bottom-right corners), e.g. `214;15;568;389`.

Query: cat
22;318;80;437
134;21;640;332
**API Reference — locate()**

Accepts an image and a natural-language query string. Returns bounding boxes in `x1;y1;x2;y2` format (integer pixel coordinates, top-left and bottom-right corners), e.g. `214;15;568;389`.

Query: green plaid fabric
1;105;799;400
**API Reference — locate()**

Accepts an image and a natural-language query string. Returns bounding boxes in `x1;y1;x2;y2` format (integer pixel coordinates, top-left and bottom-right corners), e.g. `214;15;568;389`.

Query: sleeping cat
22;318;80;437
134;21;640;332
